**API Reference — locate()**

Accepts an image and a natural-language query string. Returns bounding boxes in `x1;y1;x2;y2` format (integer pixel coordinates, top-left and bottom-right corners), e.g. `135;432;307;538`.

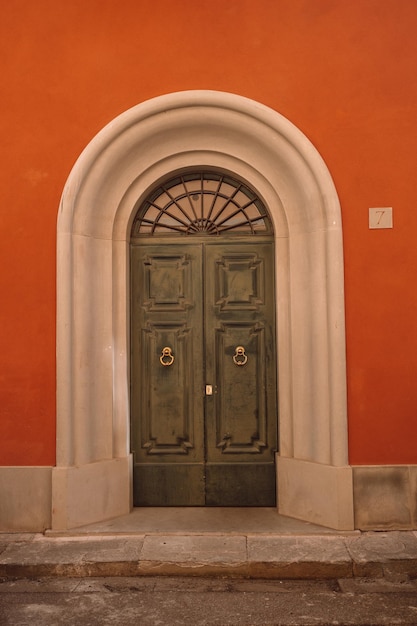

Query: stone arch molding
54;91;353;531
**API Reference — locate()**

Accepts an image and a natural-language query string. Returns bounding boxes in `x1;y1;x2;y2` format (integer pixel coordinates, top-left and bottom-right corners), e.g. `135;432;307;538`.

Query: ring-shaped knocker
160;346;174;366
233;346;248;366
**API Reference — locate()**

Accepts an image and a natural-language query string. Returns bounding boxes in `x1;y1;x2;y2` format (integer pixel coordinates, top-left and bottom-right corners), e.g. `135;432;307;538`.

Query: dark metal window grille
131;172;272;236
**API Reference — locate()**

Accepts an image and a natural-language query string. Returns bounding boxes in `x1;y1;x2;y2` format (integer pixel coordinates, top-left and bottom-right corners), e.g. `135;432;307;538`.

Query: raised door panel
214;322;267;455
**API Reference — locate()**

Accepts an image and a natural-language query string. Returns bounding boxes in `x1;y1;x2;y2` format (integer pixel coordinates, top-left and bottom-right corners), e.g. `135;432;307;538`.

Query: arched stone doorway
53;91;353;530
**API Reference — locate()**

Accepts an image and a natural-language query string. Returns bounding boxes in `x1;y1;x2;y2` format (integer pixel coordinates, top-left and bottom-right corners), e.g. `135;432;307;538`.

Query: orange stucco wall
1;0;417;466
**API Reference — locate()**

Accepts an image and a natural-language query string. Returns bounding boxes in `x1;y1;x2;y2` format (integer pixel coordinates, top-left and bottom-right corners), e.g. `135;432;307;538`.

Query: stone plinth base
51;456;132;531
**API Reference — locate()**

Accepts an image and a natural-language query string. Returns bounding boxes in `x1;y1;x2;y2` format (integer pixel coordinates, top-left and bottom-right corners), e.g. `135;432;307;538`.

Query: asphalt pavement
1;575;417;625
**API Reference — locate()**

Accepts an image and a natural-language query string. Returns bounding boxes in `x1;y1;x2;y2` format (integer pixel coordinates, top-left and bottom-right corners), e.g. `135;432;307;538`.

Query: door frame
54;90;354;530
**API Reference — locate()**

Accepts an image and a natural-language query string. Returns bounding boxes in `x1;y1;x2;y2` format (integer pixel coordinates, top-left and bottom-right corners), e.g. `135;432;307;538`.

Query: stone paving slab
345;531;417;578
140;535;246;563
0;535;145;578
346;531;417;562
0;535;144;565
247;535;351;562
138;535;249;577
246;535;352;578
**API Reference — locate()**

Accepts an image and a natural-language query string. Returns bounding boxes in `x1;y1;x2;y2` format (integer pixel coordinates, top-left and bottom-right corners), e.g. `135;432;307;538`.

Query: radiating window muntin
131;172;272;237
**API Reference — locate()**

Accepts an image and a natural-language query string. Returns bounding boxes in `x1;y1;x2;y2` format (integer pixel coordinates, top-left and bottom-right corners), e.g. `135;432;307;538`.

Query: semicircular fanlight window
131;172;272;236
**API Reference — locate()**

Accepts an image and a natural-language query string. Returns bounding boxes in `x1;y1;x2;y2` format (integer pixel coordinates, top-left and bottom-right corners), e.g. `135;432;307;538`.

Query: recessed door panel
131;239;277;506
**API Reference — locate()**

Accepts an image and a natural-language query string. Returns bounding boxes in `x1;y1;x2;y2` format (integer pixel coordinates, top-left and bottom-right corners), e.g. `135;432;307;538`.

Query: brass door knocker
160;346;174;366
233;346;248;366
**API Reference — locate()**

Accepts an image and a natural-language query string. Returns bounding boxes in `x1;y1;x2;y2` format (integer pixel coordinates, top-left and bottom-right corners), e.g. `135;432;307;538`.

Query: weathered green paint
131;238;277;506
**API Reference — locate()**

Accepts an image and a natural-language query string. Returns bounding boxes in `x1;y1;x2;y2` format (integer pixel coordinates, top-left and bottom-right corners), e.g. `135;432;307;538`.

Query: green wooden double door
131;238;278;506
